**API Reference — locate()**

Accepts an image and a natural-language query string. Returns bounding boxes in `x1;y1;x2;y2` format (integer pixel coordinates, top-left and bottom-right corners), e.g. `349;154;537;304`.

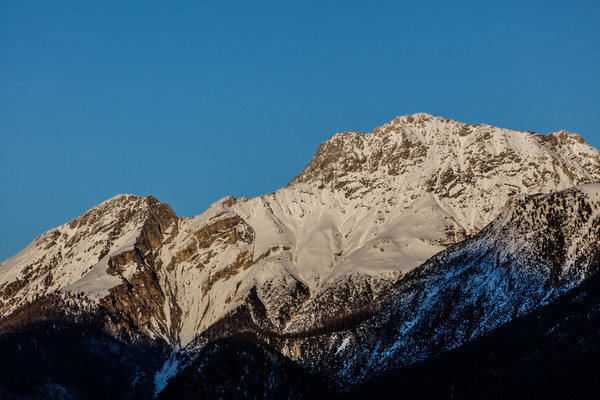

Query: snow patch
154;352;183;396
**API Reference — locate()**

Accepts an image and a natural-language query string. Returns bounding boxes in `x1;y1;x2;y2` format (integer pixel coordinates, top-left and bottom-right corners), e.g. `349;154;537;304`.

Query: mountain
1;113;599;398
273;183;600;386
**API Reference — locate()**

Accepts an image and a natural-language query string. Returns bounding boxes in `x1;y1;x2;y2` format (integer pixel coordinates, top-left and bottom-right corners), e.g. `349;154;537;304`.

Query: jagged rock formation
1;113;599;397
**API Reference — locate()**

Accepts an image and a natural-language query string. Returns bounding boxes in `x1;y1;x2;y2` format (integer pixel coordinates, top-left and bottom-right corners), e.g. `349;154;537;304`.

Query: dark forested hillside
157;334;334;400
344;270;600;399
0;297;169;400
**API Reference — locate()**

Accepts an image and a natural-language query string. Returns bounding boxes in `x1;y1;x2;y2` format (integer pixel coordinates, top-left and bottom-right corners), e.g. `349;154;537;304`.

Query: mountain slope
279;183;600;385
345;265;600;399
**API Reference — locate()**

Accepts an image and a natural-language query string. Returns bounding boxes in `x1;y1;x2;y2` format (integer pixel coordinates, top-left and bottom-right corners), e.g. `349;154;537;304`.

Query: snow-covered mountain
160;179;600;396
277;183;600;385
1;113;599;350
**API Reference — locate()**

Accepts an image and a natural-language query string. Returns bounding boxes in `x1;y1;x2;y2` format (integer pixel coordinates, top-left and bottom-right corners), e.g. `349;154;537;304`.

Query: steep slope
1;113;599;348
345;266;600;399
281;183;600;385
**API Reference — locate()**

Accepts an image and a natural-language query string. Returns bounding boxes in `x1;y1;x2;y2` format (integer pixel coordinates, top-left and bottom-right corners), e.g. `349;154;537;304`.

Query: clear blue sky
1;0;599;260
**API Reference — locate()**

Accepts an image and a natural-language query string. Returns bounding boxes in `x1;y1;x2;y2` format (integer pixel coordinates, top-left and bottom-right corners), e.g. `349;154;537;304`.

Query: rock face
1;113;600;348
0;195;182;342
1;113;600;398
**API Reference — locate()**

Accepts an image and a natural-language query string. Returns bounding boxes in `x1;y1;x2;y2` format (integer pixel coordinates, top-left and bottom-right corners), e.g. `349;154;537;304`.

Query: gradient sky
1;0;599;261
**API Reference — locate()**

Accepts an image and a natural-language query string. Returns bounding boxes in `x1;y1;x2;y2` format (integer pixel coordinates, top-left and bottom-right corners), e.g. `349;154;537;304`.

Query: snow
335;337;352;355
61;254;121;298
154;351;183;395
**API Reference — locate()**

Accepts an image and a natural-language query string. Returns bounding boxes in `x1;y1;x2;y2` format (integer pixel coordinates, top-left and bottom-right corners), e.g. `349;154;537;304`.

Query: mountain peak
372;113;458;135
290;114;600;190
0;191;178;314
98;193;163;207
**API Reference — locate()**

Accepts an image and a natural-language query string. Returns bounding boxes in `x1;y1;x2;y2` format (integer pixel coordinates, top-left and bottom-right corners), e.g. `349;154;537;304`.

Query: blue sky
1;0;599;260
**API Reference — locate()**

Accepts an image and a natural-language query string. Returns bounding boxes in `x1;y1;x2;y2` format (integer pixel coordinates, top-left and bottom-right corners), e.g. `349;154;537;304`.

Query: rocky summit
1;113;599;399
